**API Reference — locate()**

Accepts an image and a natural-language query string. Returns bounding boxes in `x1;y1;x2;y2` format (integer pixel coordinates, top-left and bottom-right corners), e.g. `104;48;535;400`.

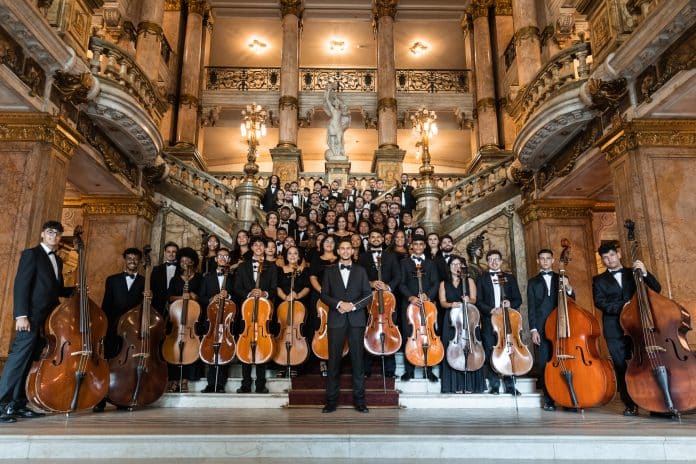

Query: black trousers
536;331;553;402
241;363;266;390
606;336;636;409
0;330;42;407
206;363;229;389
326;324;366;406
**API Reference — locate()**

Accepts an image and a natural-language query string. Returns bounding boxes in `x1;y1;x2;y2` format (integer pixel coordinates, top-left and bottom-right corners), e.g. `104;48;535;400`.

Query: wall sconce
248;39;267;54
329;39;346;53
409;41;429;57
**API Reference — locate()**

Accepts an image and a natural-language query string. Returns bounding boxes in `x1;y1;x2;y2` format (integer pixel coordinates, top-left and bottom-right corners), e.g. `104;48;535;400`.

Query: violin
404;262;445;371
312;299;348;360
162;265;201;370
490;273;533;377
26;226;109;413
364;253;401;357
620;220;696;415
544;239;616;409
237;259;274;365
108;246;168;409
272;266;309;370
199;265;237;368
446;269;485;372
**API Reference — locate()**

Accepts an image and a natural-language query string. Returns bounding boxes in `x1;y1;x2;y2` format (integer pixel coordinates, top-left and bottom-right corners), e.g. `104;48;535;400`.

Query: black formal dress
398;255;440;377
358;249;401;377
234;259;278;391
102;272;145;359
475;271;523;392
440;279;485;393
320;263;372;408
592;267;661;410
527;271;575;404
166;272;203;383
0;245;72;411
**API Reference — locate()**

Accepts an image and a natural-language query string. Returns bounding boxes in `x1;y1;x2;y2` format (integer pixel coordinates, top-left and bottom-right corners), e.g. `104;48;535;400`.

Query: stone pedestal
371;148;406;187
325;160;352;187
234;182;265;230
0;113;80;359
413;185;444;234
518;199;599;314
270;147;303;185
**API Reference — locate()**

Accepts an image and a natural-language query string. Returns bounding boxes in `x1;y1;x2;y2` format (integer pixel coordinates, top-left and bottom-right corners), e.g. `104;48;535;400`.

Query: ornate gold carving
598;119;696;164
494;0;512;16
76;115;139;185
137;21;163;38
188;0;208;16
164;0;181;11
66;196;158;223
518;200;595;225
514;26;541;46
179;94;199;108
53;71;95;105
377;97;397;113
468;0;492;19
280;0;303;18
587;78;627;110
0;113;80;158
207;67;280;91
476;97;496;113
301;68;375;92
396;69;469;93
589;6;611;57
278;95;298;110
373;0;398;19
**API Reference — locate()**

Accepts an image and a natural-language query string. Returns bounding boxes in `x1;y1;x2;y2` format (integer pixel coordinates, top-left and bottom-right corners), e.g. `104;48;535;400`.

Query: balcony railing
396;69;470;93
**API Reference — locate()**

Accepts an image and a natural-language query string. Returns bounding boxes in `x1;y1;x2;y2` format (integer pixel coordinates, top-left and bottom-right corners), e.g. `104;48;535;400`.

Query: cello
237;259;274;365
199;265;237;385
446;267;485;372
272;266;309;374
108;246;168;409
490;273;533;378
26;226;109;413
544;239;616;409
312;300;348;360
620;220;696;416
404;262;445;374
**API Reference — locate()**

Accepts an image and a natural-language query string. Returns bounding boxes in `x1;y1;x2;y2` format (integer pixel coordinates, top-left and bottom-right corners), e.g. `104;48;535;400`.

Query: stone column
599;119;696;343
159;1;184;144
234;183;266;231
372;0;405;184
271;0;303;184
135;0;165;82
518;199;599;313
494;1;517;150
0;113;80;359
413;185;444;234
512;0;542;88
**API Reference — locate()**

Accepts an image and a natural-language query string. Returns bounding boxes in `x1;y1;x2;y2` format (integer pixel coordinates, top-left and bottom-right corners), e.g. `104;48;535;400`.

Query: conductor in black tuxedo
150;241;179;315
592;241;661;416
0;221;73;422
321;237;373;413
93;247;145;412
234;236;278;394
527;249;575;411
394;173;416;213
358;229;401;378
475;250;523;395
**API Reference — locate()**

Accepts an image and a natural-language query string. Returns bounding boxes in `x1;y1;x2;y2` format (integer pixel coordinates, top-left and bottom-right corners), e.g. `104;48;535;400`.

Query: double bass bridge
645;345;667;354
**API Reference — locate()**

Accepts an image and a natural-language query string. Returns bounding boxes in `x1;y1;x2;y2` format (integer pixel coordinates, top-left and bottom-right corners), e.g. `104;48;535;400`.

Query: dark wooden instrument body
162;277;201;366
364;287;401;356
272;299;309;366
446;302;485;372
237;296;274;364
199;297;237;365
312;300;348;360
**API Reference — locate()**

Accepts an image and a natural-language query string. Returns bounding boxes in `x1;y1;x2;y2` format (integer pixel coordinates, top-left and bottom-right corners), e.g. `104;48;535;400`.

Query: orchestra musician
150;242;179;316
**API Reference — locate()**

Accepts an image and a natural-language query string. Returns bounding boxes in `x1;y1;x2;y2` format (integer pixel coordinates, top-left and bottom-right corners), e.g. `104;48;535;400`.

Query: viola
237;259;274;365
162;267;201;369
108;245;168;409
26;226;109;413
544;239;616;409
364;253;401;357
272;266;309;369
446;271;485;372
490;273;533;377
312;300;348;360
404;263;445;370
620;220;696;415
199;266;237;368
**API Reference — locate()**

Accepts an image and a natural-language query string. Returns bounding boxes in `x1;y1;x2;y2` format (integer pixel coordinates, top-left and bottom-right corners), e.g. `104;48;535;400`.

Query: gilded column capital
476;97;496;112
468;0;492;20
165;0;181;11
279;95;299;110
372;0;398;19
137;21;164;38
518;199;595;225
377;97;398;113
280;0;303;18
65;196;159;222
599;119;696;164
179;94;199;108
0;113;81;158
514;25;541;46
188;0;208;16
494;0;512;16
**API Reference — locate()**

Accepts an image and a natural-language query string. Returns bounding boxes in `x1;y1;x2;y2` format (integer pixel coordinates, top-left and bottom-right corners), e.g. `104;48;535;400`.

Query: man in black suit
476;249;523;395
262;175;281;212
592;241;661;416
394;173;416;213
321;237;373;413
234;236;278;394
358;229;401;378
527;249;575;411
0;221;73;422
398;234;440;382
199;248;235;393
150;242;179;315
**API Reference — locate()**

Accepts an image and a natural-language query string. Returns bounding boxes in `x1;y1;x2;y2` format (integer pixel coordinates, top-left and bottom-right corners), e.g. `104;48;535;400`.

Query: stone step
291;374;396;390
288;389;399;408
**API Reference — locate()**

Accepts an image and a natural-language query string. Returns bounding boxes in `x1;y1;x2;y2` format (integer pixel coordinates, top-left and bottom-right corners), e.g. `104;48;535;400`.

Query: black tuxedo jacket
475;271;523;317
358;249;401;291
234;259;278;300
398;257;439;308
102;272;145;358
13;245;72;325
527;272;575;333
592;268;661;338
432;253;456;282
199;270;235;308
321;263;372;328
262;185;280;212
150;262;178;314
394;184;416;212
278;218;297;236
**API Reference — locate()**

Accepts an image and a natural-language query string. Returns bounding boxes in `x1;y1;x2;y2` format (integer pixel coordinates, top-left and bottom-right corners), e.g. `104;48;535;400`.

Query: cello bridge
131;353;150;359
71;350;92;356
645;345;666;354
556;355;575;360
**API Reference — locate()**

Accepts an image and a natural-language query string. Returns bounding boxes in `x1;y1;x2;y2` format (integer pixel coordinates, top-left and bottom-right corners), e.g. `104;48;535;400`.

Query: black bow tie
125;273;136;279
280;221;288;225
371;248;382;253
165;262;176;267
217;272;224;276
47;250;55;255
609;269;622;275
541;271;553;276
490;271;499;275
411;256;423;262
340;264;352;270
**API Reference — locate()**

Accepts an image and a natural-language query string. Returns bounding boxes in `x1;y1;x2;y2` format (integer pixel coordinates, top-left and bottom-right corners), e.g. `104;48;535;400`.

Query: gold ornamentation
280;0;303;18
373;0;398;19
206;67;281;91
164;0;181;11
66;196;158;223
179;94;199;108
188;0;208;16
278;95;298;110
587;78;627;110
514;26;541;46
518;200;595;225
76;115;139;184
599;119;696;164
494;0;512;16
476;98;496;113
396;69;469;93
53;71;95;105
377;97;397;113
137;21;163;38
0;113;80;158
468;0;492;20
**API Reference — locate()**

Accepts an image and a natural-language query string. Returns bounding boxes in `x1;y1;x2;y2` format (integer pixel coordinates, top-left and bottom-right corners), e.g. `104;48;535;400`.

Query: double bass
199;265;237;382
544;239;616;409
490;273;533;378
446;268;485;372
404;262;445;373
272;266;309;373
237;259;274;365
108;246;168;409
312;300;348;360
26;226;109;413
620;220;696;416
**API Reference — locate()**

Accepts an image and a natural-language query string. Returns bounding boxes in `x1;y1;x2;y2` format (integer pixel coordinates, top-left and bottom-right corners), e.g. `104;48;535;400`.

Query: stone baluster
135;0;165;82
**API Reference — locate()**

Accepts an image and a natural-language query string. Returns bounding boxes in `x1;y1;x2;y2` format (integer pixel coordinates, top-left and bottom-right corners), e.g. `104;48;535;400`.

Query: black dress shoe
0;414;16;423
650;411;677;419
92;403;106;413
215;386;226;393
623;406;639;417
400;373;413;381
255;387;269;394
322;404;337;413
115;405;131;411
354;405;369;413
236;387;252;394
488;387;499;395
427;372;439;382
201;385;216;393
505;388;522;396
6;405;45;418
542;402;556;411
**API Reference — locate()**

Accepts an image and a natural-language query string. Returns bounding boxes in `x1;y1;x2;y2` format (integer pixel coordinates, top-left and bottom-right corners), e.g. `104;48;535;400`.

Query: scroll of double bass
446;269;485;373
272;266;309;372
26;226;109;413
404;263;444;372
108;245;168;409
237;259;274;365
199;266;237;367
544;239;616;409
620;220;696;416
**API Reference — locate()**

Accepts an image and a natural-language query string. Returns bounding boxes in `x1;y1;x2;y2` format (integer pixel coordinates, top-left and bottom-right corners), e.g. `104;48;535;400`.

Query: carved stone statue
465;230;487;281
323;83;350;161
